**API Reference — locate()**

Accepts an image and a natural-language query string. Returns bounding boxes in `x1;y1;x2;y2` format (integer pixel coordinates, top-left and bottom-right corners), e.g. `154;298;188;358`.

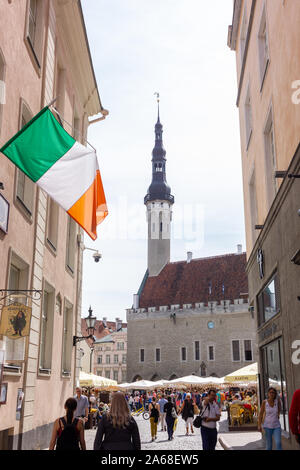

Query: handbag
171;406;178;419
193;405;209;428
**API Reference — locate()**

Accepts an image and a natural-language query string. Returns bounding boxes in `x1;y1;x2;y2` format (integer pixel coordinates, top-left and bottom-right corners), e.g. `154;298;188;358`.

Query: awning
224;363;258;383
79;371;118;389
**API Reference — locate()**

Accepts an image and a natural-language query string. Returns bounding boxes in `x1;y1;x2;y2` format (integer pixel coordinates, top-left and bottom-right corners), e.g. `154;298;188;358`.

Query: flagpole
50;106;97;152
46;97;57;108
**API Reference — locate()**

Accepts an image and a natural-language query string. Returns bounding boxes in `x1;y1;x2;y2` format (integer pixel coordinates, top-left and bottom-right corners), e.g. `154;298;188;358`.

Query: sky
80;0;245;323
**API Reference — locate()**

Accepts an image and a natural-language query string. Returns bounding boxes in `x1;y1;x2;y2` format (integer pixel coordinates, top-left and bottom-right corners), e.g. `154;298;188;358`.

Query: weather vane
154;92;160;103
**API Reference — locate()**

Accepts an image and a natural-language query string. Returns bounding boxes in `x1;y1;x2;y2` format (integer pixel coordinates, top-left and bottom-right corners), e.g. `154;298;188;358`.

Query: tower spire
154;92;160;123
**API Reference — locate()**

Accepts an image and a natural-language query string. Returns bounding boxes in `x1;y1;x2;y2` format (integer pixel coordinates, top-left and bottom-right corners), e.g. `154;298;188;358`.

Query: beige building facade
0;0;106;449
228;0;300;449
93;327;127;384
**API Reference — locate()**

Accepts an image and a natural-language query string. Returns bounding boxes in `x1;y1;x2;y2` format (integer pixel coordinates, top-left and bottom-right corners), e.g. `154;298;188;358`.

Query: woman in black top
93;392;141;450
179;393;195;435
164;396;177;441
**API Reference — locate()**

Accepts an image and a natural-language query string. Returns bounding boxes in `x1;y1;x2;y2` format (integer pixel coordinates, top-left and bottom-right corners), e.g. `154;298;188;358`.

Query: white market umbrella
167;375;209;386
79;371;118;389
224;363;258;383
125;380;156;390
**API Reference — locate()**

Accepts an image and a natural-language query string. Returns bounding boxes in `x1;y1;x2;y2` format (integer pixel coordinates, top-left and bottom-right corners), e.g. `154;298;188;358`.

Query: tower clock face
207;321;215;329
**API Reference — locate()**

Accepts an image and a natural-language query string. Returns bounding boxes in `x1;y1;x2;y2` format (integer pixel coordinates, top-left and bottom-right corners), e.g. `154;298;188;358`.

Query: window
39;283;55;372
249;168;258;246
258;6;269;89
26;0;44;68
257;273;280;327
5;254;29;364
66;216;77;273
244;85;253;149
264;107;277;208
97;356;102;365
261;337;289;431
0;48;5;136
16;102;35;216
106;355;110;364
244;340;253;361
114;354;118;364
117;342;124;351
232;340;241;362
155;348;161;362
208;345;215;361
46;197;59;251
62;301;73;376
73;113;82;143
113;370;118;382
240;3;248;63
181;347;187;362
122;354;126;364
122;370;127;382
55;66;66;120
194;341;200;361
140;349;145;363
105;370;110;379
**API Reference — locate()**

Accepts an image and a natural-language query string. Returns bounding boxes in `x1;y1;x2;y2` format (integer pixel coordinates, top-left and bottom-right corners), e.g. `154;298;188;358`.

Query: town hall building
126;106;257;382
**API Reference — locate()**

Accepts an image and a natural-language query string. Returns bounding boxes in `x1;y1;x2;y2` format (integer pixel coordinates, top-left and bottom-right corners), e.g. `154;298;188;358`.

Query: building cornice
55;0;105;117
127;299;249;320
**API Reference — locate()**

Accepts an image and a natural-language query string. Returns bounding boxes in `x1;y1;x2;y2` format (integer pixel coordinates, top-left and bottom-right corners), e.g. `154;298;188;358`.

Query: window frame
181;346;187;362
258;4;270;92
38;280;55;375
14;100;36;220
232;339;241;362
244;339;253;362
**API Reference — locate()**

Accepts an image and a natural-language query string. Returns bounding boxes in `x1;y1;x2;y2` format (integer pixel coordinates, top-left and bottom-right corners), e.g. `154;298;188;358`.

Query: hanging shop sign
0;303;32;339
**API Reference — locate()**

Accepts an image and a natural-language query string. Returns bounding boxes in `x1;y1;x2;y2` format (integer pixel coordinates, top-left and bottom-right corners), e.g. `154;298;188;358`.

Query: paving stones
84;413;224;451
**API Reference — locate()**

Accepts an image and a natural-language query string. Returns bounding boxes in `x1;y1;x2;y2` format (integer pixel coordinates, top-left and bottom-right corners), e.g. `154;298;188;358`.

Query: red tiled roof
139;252;248;309
81;318;127;347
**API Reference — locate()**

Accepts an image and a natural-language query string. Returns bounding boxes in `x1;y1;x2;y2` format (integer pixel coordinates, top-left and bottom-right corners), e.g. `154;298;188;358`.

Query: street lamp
73;306;97;346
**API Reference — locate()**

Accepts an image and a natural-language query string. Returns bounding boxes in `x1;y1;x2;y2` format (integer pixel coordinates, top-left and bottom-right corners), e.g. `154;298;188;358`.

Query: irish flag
0;106;108;240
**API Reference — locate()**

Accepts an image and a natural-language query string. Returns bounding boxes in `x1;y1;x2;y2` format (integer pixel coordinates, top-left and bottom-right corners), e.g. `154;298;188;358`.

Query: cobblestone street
84;413;225;451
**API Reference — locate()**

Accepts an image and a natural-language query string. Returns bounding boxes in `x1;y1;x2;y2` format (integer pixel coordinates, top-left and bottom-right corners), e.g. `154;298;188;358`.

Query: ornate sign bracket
0;290;42;305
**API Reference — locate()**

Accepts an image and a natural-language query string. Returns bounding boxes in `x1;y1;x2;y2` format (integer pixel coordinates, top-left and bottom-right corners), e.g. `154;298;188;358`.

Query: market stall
79;371;119;428
222;364;258;431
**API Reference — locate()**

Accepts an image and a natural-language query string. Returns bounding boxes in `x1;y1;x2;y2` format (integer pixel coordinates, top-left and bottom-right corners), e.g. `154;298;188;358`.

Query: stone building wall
127;300;257;382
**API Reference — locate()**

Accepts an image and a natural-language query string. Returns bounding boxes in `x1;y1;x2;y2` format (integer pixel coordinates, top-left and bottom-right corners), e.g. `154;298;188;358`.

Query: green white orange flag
0;106;108;240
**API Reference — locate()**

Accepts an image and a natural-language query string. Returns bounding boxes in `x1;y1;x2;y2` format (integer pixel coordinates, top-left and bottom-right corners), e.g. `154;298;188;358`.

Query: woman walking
149;397;160;441
49;397;86;450
179;393;195;435
258;387;282;450
93;392;141;450
164;396;178;441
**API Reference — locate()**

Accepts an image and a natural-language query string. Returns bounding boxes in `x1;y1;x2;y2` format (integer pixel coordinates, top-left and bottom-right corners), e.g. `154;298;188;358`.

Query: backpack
56;417;80;450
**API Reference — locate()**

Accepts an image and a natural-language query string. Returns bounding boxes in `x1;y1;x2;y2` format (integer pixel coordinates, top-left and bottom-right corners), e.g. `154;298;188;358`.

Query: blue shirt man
74;387;89;420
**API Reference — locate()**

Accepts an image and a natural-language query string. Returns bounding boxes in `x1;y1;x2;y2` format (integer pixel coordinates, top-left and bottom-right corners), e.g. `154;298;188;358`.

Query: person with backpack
93;392;141;450
49;397;86;450
149;397;160;442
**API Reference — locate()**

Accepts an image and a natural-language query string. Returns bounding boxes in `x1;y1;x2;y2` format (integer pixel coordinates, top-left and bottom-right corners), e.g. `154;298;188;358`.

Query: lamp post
73;306;97;346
